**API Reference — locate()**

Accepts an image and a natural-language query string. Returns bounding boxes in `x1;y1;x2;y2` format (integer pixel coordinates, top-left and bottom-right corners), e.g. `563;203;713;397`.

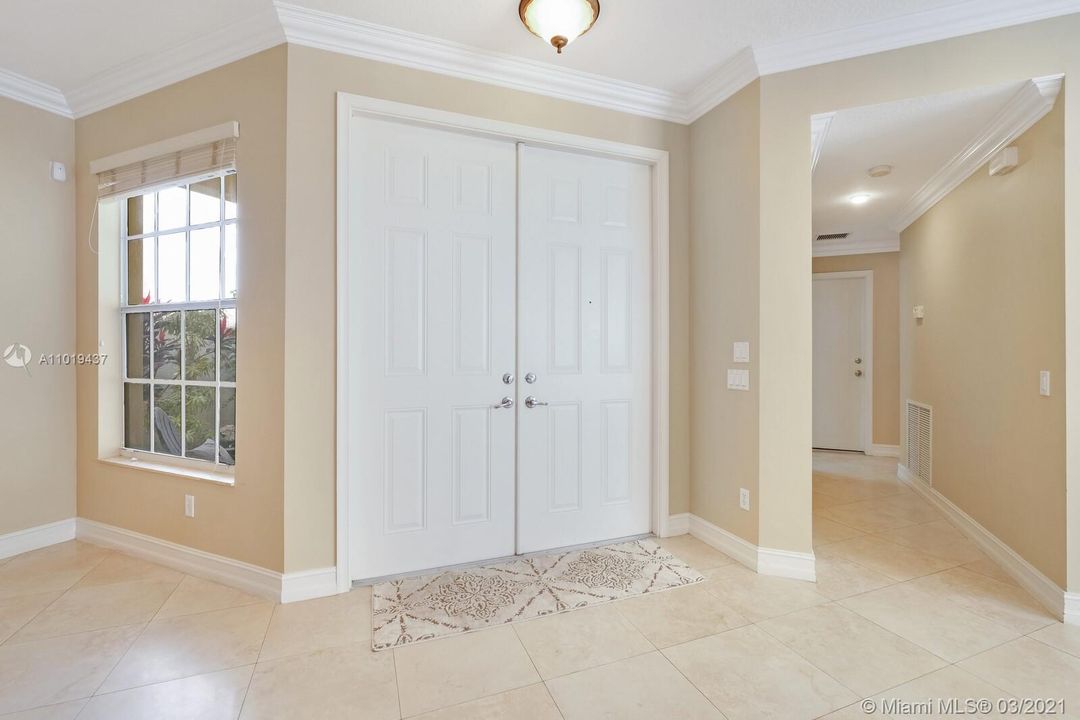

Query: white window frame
119;170;237;475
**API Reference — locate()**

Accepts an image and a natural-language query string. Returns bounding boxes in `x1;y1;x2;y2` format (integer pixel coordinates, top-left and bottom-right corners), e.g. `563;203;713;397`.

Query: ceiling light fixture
849;192;872;205
519;0;600;54
867;164;893;178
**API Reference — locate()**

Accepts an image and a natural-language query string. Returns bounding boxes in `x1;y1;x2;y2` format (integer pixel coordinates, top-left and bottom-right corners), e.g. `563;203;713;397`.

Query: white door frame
334;92;671;592
812;270;874;454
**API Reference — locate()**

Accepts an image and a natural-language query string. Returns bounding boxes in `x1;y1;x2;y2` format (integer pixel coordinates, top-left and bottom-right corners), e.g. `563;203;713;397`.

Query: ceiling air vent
815;232;850;241
906;400;933;485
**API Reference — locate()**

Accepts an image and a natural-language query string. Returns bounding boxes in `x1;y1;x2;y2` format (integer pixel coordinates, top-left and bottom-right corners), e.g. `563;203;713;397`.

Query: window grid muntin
120;172;236;469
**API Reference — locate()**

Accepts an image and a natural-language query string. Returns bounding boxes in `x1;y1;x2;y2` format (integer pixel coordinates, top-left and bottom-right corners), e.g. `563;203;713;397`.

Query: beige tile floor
1;451;1078;718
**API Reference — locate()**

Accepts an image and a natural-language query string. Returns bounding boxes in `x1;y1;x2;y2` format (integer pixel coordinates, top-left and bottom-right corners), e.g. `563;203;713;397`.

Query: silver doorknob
524;372;537;384
502;373;515;384
854;357;862;364
854;369;863;377
524;396;548;408
493;396;514;409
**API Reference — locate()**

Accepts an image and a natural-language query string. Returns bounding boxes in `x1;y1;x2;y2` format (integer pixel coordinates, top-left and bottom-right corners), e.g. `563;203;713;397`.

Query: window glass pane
153;384;182;456
223;224;237;299
185;309;216;381
224;173;237;220
127;193;154;236
185;386;216;462
220;309;237;382
126;238;155;305
157;233;186;303
152;311;181;380
125;312;150;379
189;227;220;301
124;383;151;451
158;185;187;231
190;177;221;225
220;387;236;466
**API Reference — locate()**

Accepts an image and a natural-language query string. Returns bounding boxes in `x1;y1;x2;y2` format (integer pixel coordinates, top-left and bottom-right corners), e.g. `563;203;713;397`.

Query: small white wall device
989;146;1018;176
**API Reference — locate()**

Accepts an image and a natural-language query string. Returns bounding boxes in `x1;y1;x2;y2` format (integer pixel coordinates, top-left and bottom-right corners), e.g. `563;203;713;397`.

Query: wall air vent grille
906;400;933;485
815;232;850;241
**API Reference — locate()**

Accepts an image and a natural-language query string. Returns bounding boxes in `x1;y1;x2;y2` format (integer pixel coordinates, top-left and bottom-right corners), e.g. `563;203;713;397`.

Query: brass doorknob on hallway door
854;369;863;377
524;396;549;408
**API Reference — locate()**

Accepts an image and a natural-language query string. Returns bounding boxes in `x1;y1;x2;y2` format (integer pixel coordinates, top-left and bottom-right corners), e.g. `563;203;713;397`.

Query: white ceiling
812;81;1026;251
0;0;1076;120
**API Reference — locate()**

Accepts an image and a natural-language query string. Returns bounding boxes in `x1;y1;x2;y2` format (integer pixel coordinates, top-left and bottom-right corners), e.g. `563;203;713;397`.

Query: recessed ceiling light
867;164;893;178
849;193;872;205
519;0;600;54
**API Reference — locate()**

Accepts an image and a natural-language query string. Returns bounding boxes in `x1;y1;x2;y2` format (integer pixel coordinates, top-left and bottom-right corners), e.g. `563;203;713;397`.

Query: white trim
758;547;817;582
65;7;284;118
0;67;72;118
687;514;817;581
335;93;670;588
812;236;899;258
281;567;339;603
666;513;690;537
89;121;240;175
810;112;835;175
867;444;901;458
278;2;686;123
898;465;1069;622
0;519;77;560
684;48;759;123
812;270;874;454
1066;593;1080;625
75;518;282;601
891;74;1063;232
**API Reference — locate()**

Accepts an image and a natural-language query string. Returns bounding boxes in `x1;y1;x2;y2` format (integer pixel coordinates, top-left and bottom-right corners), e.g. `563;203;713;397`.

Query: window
121;173;238;468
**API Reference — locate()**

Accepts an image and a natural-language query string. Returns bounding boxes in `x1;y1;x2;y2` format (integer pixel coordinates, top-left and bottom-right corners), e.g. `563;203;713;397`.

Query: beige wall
689;81;761;544
283;44;691;571
690;14;1080;577
812;253;901;447
901;102;1066;585
0;97;76;538
74;48;288;571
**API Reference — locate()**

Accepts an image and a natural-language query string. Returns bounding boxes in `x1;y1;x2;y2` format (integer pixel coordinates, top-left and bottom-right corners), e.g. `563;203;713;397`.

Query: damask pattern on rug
370;538;704;650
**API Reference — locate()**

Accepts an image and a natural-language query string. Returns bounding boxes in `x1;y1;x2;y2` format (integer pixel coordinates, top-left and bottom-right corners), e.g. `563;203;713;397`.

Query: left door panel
348;117;517;580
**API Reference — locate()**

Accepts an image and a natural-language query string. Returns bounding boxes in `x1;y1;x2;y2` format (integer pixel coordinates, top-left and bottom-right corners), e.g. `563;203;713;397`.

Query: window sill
99;455;236;486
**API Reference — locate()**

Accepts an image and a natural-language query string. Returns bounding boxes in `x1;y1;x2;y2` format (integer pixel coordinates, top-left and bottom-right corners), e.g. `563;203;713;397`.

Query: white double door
347;117;652;580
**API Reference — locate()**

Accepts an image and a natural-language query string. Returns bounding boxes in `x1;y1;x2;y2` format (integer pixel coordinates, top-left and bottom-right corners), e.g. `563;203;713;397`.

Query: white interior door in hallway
347;118;653;580
812;272;871;452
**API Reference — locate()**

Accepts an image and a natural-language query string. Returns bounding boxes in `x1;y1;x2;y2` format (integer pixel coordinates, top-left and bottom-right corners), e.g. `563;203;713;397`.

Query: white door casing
347;117;518;579
516;145;653;553
812;271;872;452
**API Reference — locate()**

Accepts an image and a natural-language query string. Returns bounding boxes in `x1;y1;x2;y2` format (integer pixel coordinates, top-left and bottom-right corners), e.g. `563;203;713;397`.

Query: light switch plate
739;488;751;511
727;368;750;391
733;341;750;363
184;494;195;518
49;161;66;182
1040;371;1050;397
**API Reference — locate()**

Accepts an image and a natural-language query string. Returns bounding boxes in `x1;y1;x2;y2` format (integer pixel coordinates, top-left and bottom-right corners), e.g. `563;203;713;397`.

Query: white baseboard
686;513;815;581
666;513;690;536
281;567;338;603
898;464;1070;623
0;518;77;560
868;444;901;458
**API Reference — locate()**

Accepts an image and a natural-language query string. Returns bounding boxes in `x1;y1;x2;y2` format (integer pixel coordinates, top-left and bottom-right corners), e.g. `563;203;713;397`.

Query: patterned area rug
371;538;704;650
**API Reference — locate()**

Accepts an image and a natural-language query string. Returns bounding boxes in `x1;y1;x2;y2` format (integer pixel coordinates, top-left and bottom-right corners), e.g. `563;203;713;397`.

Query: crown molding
275;2;688;123
64;6;284;118
683;47;758;123
891;73;1062;232
812;234;899;258
810;112;835;175
0;67;71;118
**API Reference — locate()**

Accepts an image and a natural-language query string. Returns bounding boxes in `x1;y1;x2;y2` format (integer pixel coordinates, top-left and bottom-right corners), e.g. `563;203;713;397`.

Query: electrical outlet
1040;370;1051;397
739;488;750;511
184;494;195;518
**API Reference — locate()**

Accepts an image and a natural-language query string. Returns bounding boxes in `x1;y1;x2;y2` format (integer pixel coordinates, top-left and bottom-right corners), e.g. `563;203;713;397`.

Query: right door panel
516;145;652;553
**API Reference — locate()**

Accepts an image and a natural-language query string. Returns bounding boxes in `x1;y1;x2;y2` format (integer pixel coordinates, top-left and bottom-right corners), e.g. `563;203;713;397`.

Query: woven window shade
96;136;236;198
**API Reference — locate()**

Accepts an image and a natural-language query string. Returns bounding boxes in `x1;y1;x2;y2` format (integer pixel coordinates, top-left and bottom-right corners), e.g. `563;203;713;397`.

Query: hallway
0;452;1078;718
